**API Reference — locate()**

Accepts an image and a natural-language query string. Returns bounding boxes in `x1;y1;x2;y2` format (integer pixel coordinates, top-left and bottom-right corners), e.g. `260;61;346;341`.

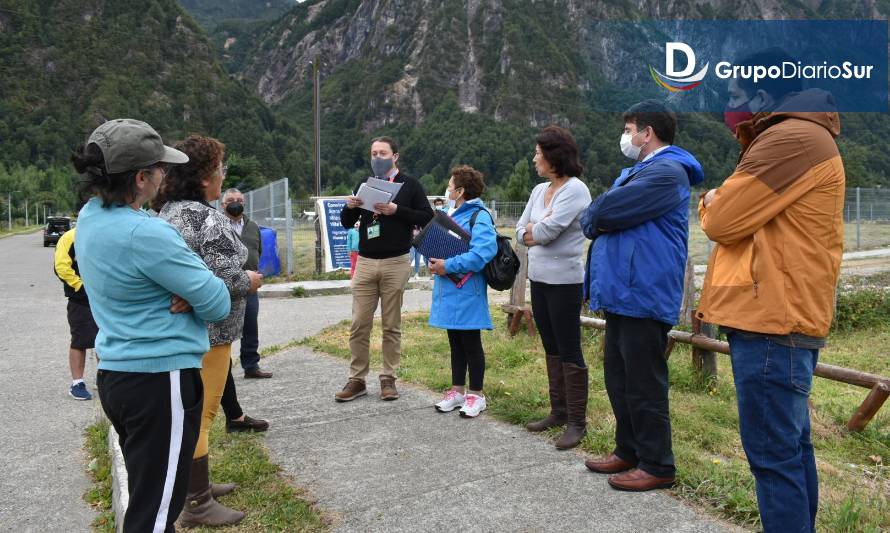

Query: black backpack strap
469;207;494;229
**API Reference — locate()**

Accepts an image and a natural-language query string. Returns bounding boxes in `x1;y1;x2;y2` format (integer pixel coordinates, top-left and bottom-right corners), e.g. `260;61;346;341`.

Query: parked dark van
44;217;71;247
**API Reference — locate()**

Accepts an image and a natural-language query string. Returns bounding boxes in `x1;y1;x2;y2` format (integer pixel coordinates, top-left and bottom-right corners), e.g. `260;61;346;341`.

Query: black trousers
220;359;244;421
603;311;675;478
97;368;203;533
530;281;585;367
239;292;260;370
447;329;485;391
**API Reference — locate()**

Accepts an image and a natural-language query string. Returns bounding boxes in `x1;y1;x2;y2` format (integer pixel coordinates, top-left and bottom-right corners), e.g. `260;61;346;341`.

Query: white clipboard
367;177;403;196
356;183;392;213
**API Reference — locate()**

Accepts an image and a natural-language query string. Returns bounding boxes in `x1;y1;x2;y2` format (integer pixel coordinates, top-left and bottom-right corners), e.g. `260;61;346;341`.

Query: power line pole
311;56;321;197
6;193;11;231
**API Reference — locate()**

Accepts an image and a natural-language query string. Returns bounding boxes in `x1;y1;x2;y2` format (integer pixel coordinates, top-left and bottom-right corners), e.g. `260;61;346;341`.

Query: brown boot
210;482;236;498
526;354;567;432
179;455;245;528
555;362;588;449
379;375;400;401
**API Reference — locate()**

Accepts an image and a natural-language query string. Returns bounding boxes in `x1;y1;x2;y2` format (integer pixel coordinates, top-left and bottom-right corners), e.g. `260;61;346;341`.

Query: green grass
191;417;327;532
304;311;890;532
687;220;890;263
84;416;328;532
84;420;115;532
0;224;43;238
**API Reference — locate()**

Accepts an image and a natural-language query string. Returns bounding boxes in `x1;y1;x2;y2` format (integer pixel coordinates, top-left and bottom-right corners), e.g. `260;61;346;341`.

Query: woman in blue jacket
427;166;498;418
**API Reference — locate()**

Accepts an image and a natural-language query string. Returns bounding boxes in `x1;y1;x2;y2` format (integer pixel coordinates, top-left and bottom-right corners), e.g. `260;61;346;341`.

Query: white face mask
619;129;647;161
445;186;462;213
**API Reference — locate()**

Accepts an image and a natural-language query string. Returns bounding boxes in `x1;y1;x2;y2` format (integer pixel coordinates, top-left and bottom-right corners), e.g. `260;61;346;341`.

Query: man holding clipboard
337;137;434;402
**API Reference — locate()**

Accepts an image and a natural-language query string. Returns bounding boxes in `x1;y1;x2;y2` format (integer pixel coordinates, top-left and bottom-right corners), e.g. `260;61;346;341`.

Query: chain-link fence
241;178;294;276
276;187;890;278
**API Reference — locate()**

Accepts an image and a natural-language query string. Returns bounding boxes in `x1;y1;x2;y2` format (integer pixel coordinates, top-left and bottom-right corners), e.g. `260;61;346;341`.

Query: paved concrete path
0;232;98;531
235;293;735;532
1;226;731;531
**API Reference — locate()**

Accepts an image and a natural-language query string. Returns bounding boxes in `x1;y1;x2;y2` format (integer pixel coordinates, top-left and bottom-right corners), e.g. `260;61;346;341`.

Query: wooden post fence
504;241;535;337
499;304;890;431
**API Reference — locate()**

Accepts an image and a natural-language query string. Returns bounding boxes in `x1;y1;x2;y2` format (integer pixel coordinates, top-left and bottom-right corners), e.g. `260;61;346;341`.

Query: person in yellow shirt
54;227;99;400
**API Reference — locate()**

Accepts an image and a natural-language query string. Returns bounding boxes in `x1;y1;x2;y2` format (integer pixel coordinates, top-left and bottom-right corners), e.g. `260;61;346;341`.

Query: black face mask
225;202;244;216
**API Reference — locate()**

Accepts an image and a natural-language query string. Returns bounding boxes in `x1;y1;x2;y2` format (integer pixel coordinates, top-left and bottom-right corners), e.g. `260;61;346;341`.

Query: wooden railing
501;244;890;432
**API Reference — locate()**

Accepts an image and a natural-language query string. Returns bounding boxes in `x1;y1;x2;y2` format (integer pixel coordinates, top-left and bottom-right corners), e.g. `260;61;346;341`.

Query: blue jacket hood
636;146;704;187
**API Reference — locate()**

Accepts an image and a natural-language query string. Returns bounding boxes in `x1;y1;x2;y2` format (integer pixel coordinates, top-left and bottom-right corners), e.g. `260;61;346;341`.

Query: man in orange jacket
699;48;845;533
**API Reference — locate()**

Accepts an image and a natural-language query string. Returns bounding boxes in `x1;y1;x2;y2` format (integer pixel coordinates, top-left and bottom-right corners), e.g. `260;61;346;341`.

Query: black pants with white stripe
98;368;203;533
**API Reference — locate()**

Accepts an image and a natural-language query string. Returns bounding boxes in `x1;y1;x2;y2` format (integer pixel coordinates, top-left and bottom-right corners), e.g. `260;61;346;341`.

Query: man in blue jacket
581;100;703;492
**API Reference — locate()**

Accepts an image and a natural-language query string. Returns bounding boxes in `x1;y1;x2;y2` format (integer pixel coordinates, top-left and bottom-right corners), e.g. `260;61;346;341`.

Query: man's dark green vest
238;216;262;271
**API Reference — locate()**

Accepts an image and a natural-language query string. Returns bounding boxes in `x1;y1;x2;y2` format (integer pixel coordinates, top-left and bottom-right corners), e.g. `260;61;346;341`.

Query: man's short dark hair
536;125;584;178
735;47;802;103
371;136;399;154
622;100;677;145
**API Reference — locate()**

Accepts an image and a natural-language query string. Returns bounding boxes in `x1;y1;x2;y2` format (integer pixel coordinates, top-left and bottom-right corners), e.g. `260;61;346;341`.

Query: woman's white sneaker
459;393;487;418
435;388;465;412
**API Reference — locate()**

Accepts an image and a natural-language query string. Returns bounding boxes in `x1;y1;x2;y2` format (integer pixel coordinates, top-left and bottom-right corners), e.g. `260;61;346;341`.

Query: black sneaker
226;415;269;433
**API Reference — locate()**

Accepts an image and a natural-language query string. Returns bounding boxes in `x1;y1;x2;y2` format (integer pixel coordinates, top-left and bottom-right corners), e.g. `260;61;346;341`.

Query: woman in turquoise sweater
427;166;498;418
73;119;231;532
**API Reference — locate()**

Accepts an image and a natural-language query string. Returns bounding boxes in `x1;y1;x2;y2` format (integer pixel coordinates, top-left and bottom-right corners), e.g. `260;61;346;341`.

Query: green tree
504;158;531;201
419;173;444;196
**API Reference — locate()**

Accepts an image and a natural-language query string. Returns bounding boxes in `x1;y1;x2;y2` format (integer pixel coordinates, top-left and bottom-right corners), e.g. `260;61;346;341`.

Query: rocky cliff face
237;0;883;131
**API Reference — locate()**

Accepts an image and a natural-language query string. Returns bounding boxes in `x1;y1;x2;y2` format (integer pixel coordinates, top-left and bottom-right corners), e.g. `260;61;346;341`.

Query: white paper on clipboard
367;177;403;196
356;183;393;213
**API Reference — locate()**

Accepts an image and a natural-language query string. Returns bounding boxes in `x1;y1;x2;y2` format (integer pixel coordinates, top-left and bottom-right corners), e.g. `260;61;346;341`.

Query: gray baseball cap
88;118;188;174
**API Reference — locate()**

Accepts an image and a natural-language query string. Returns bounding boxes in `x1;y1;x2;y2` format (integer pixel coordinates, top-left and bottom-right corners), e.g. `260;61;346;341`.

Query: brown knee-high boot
526;354;567;432
179;455;245;528
555;362;588;449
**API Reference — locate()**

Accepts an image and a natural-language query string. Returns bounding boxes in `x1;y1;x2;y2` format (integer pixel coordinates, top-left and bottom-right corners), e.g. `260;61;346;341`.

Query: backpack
469;208;521;291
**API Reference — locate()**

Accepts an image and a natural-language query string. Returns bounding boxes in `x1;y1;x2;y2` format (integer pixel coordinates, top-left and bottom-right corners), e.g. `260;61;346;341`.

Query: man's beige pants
348;253;412;382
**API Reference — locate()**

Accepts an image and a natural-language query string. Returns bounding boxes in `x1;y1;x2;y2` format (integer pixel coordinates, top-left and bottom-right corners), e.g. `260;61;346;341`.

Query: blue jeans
411;247;426;275
239;293;260;370
727;332;819;533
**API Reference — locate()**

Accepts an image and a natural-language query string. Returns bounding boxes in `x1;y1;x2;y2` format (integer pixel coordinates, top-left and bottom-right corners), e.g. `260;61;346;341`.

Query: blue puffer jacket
428;199;498;330
582;146;704;325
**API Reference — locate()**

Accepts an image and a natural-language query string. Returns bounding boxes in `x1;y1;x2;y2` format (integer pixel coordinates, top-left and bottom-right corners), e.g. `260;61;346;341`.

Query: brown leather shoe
584;454;637;474
607;468;675;492
335;379;367;402
379;376;400;401
244;367;273;379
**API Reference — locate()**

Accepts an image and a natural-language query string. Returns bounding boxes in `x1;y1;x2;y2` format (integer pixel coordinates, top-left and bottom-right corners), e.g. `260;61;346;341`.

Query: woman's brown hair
156;135;225;206
451;165;485;200
536;125;583;178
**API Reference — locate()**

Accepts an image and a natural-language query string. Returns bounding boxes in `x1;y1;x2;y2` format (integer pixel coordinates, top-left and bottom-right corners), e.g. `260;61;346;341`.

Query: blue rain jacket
428;199;498;330
582;146;704;325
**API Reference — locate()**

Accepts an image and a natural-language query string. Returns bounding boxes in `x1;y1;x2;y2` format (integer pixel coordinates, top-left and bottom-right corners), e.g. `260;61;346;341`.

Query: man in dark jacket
581;100;704;491
336;137;434;402
222;188;270;379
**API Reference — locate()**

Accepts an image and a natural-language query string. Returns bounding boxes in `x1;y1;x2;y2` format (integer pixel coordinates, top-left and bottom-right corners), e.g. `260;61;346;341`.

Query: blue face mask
371;157;393;177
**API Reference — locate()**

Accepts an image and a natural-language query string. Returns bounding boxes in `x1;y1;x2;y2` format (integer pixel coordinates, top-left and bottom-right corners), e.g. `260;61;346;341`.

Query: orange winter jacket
697;90;845;338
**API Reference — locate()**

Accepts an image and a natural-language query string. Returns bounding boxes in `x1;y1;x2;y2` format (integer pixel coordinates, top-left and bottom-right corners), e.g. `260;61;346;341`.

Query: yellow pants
193;343;231;458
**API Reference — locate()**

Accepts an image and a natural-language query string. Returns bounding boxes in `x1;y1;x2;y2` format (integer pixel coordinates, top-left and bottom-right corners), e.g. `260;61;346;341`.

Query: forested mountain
229;0;890;196
180;0;295;29
0;0;313;214
1;0;888;215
